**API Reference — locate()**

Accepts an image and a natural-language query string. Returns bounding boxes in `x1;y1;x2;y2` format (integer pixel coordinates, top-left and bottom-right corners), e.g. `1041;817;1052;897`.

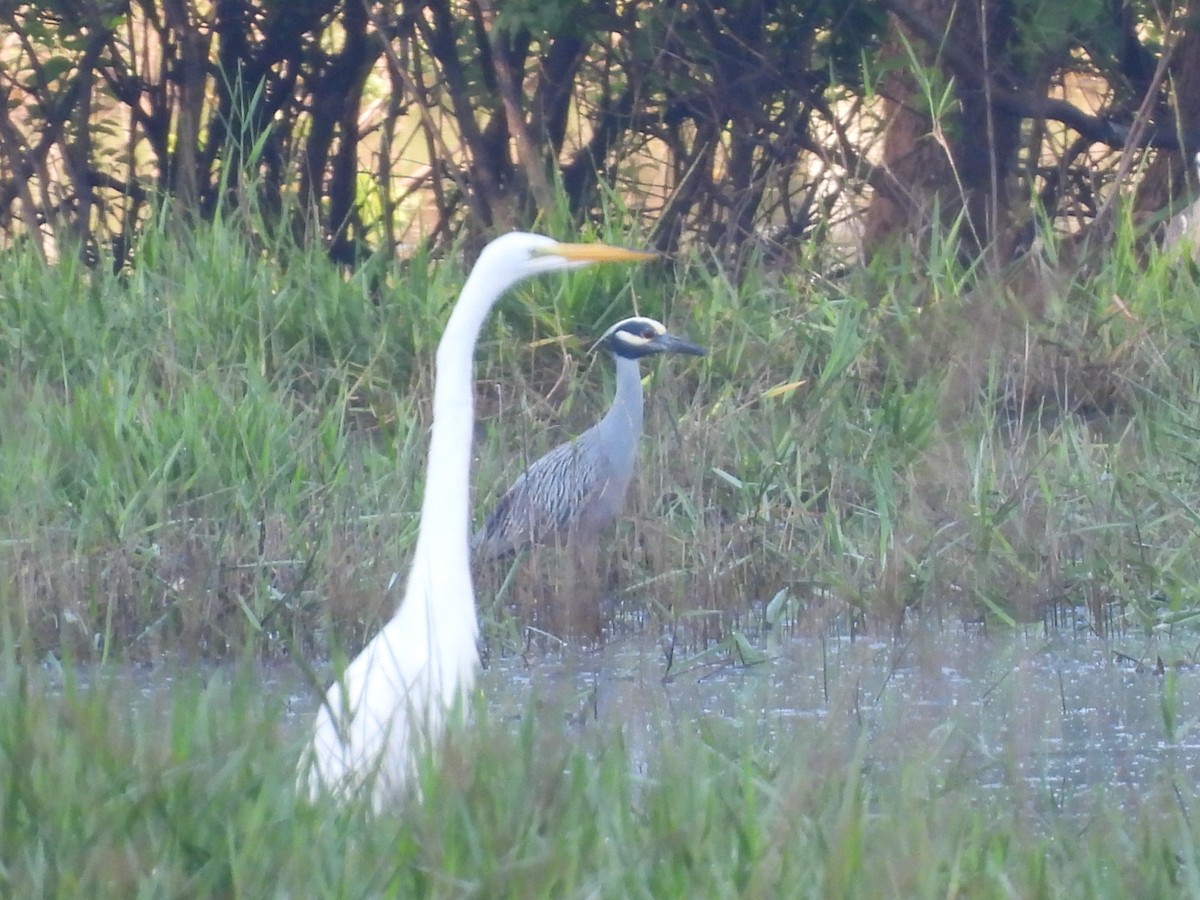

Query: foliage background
2;0;1198;269
3;1;1200;661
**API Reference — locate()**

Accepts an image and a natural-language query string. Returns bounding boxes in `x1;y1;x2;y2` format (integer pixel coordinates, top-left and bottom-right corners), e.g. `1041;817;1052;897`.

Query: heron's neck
597;354;644;453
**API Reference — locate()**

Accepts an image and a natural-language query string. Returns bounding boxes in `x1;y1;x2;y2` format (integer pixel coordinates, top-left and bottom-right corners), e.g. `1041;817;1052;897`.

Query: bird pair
303;233;703;808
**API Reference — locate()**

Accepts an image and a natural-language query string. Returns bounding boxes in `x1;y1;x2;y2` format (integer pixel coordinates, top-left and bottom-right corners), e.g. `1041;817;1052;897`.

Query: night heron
471;316;706;559
302;233;655;807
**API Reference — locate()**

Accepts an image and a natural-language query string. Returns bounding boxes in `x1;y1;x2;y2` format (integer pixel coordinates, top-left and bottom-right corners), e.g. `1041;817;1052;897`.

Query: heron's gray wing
472;432;603;558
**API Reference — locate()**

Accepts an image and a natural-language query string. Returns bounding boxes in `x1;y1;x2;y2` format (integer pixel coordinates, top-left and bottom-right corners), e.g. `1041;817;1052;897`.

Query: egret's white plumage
301;232;654;807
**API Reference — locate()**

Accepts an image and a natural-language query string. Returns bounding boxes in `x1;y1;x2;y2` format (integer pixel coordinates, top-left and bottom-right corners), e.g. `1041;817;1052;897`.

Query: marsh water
50;624;1200;815
467;628;1200;813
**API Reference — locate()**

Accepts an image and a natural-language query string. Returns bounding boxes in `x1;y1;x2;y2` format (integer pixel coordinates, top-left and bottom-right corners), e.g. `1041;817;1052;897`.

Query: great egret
302;232;656;806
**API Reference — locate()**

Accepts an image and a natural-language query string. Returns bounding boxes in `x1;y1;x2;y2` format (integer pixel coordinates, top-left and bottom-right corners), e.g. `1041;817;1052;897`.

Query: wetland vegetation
2;206;1200;895
4;0;1200;894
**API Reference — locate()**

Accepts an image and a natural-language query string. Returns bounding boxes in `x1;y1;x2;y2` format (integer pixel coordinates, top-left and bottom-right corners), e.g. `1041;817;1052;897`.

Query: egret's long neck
411;268;504;593
597;355;644;459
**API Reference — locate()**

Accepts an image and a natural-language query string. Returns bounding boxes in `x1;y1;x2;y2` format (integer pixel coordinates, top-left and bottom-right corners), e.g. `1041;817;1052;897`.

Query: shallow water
473;628;1200;814
46;627;1200;814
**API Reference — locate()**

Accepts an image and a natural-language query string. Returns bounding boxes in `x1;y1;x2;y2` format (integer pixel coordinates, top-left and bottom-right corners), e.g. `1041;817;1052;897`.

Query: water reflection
42;629;1200;813
474;630;1200;813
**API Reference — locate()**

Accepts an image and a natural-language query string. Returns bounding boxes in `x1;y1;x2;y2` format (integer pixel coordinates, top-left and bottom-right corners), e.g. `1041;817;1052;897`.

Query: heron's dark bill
651;332;707;356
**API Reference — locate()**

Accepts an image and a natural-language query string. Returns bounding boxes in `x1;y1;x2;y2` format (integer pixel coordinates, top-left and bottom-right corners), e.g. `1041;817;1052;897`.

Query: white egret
302;232;656;807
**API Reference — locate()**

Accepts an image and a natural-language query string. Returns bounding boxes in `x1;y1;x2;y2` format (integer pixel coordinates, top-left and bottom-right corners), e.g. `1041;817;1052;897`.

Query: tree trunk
162;0;209;216
864;0;1021;266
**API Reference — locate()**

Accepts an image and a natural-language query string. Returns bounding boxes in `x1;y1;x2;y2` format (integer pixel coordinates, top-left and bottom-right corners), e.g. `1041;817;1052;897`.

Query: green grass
4;202;1200;893
0;657;1194;898
5;204;1200;657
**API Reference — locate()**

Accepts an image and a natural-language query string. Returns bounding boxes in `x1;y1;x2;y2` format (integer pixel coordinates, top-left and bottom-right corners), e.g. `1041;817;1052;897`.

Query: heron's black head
594;316;707;361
